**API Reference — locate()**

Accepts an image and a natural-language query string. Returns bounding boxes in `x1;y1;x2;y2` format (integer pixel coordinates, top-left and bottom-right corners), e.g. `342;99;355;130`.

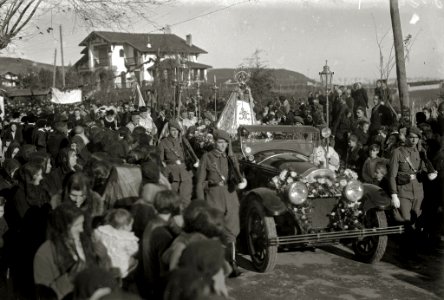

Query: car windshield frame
238;125;321;158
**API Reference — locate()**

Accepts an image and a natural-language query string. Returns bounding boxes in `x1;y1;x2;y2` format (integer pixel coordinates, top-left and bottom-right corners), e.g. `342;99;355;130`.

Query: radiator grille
309;197;339;229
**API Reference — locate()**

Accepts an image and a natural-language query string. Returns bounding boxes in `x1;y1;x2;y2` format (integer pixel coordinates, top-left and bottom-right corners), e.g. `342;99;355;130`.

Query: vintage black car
235;125;404;272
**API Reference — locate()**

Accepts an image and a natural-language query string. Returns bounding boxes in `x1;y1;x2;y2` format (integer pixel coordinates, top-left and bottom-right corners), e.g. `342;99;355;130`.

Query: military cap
168;120;182;131
407;127;422;138
294;116;304;125
214;129;230;142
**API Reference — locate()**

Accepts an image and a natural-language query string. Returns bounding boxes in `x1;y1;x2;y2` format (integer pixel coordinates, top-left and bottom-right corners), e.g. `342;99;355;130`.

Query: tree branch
9;0;36;35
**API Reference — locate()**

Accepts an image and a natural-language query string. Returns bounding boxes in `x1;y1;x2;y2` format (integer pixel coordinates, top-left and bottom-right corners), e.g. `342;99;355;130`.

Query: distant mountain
0;56;55;75
207;68;316;86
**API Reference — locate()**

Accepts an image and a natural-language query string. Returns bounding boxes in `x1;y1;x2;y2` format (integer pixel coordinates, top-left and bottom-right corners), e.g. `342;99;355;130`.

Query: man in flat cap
196;129;246;277
158;120;195;209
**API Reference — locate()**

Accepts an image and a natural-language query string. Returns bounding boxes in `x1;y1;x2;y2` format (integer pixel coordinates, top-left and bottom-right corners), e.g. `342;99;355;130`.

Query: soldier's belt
166;160;184;165
208;181;226;187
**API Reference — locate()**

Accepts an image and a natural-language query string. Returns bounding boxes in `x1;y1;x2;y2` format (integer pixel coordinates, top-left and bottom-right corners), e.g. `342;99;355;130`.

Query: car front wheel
352;210;388;263
246;200;278;272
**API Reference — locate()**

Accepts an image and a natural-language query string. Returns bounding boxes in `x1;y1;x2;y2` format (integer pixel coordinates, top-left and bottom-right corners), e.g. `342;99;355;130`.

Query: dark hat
178;239;226;277
141;161;160;184
54;113;68;122
407;127;422;138
349;134;358;142
168;120;182;131
139;106;147;112
279;95;286;101
36;119;47;128
73;267;118;300
131;111;140;116
213;129;230;142
294;116;304;124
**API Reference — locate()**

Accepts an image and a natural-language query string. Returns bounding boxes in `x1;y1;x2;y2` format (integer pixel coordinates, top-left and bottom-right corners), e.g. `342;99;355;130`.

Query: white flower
330;212;336;216
279;170;288;180
286;177;294;184
290;171;298;178
272;176;280;187
339;179;348;187
317;177;326;184
344;225;349;229
344;169;358;180
341;209;345;213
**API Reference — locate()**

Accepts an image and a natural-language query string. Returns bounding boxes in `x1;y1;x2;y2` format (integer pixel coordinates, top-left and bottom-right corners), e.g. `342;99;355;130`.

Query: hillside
207;68;316;86
0;56;55;74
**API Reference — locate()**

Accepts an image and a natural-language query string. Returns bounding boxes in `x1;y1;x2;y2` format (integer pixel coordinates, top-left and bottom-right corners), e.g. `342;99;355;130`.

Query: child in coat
94;209;139;278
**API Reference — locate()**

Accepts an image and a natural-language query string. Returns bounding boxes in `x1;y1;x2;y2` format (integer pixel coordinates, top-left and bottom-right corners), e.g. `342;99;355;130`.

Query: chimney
186;34;192;47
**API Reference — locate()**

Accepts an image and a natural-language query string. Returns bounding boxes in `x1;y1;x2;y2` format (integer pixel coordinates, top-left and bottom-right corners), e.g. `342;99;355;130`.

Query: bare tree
0;0;170;50
371;13;420;81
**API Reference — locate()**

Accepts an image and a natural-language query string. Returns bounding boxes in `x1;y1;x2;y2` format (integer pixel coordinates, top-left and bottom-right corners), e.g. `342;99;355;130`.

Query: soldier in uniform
196;129;246;277
158;120;194;209
389;127;437;257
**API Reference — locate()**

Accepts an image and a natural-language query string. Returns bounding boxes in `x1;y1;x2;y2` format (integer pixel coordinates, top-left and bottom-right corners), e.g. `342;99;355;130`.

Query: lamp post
212;78;219;121
319;60;334;169
173;59;188;119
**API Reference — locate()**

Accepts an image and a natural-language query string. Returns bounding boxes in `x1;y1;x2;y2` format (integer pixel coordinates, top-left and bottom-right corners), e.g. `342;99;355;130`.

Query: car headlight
344;180;364;202
288;182;308;205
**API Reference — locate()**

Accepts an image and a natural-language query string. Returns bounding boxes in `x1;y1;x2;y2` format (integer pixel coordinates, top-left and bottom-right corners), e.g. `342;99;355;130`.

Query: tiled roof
79;31;207;54
148;58;211;70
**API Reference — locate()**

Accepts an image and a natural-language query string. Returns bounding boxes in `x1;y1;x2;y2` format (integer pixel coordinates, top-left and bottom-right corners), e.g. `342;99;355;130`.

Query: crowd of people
0;78;442;299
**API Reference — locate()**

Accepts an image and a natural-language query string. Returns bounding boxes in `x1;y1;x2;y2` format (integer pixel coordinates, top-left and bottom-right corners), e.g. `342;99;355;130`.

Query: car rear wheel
352;210;388;263
246;200;278;272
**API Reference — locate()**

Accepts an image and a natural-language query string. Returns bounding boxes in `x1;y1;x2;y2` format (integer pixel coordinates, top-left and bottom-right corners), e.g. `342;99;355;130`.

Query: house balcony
125;57;140;67
95;57;111;68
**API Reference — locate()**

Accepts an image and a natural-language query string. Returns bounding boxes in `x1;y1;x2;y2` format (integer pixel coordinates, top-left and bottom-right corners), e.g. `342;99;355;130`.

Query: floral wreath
270;169;363;232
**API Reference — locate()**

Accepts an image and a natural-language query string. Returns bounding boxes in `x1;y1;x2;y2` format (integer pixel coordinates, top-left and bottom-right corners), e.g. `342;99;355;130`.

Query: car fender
242;187;287;216
360;184;392;212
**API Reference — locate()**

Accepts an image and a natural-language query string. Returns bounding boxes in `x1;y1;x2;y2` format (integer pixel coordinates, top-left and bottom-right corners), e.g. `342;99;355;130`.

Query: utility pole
389;0;409;111
52;48;57;88
59;25;65;88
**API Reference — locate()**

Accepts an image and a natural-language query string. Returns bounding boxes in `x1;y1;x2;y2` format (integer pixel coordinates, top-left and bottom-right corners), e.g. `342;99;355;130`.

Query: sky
1;0;444;82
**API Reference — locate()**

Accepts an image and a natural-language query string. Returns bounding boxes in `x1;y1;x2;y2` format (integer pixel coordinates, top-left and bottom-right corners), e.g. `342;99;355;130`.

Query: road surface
228;239;443;300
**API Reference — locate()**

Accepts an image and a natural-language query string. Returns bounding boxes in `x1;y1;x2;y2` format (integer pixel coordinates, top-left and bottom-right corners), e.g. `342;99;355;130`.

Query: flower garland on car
270;168;363;232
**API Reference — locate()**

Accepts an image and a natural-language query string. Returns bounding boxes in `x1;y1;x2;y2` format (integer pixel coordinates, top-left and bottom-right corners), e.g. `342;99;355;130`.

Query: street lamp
319;60;334;169
319;60;334;128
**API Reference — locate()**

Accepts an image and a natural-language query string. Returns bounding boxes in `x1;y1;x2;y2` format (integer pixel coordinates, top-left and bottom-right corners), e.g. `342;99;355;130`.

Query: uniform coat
389;145;425;221
196;149;240;243
158;136;192;208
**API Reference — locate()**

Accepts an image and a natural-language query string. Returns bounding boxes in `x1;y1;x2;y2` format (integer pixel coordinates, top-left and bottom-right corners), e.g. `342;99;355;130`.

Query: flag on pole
133;82;146;108
217;86;256;135
0;96;4;119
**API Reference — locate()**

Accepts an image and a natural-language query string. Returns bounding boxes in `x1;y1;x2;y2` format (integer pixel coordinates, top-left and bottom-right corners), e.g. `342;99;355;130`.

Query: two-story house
0;72;19;87
74;31;211;88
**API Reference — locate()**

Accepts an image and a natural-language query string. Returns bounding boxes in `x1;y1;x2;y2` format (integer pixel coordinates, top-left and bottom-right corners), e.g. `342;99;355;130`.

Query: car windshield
256;150;309;166
244;130;317;142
